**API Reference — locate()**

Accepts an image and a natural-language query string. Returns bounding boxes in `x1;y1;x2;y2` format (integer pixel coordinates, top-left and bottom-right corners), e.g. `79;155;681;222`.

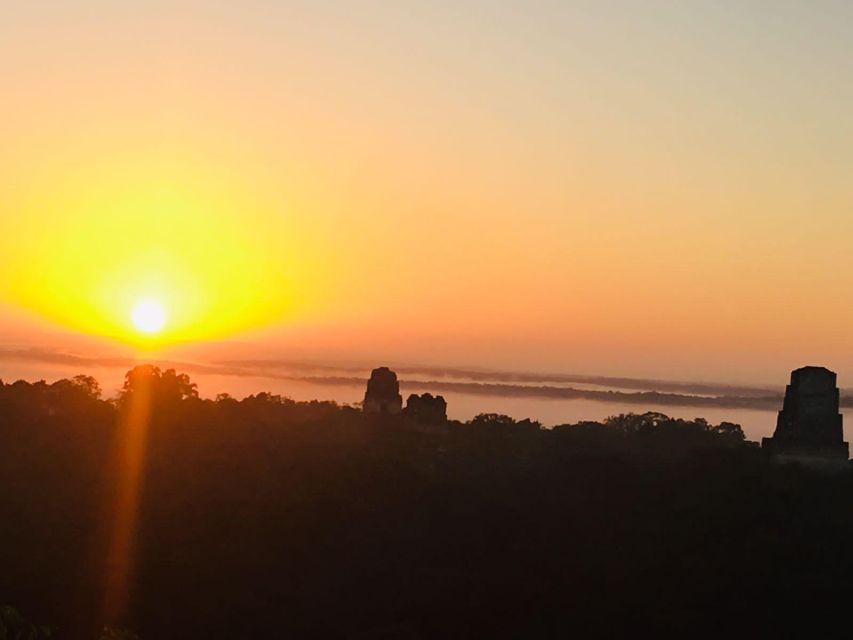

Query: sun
131;299;167;334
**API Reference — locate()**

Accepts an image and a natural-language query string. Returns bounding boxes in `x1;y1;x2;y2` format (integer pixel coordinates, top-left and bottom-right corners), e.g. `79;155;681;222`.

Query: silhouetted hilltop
2;367;853;638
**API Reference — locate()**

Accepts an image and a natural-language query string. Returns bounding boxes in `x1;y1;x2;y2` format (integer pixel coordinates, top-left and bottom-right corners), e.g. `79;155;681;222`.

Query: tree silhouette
0;605;52;639
120;365;198;405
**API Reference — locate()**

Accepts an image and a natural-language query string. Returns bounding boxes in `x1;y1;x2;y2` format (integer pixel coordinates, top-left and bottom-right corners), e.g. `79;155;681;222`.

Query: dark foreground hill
2;367;853;638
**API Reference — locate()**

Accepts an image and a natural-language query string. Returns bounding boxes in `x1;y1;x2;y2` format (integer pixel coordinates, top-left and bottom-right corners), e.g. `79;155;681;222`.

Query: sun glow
0;152;323;347
132;299;166;334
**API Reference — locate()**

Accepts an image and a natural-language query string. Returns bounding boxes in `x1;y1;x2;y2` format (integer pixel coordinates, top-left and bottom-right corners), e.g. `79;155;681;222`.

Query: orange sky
1;1;852;384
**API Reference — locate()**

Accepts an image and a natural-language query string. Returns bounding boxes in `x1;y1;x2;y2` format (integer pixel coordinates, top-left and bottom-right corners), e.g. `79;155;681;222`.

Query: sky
1;1;852;386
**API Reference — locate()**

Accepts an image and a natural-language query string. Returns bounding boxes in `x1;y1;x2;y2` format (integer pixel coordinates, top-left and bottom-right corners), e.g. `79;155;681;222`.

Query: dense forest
2;366;853;638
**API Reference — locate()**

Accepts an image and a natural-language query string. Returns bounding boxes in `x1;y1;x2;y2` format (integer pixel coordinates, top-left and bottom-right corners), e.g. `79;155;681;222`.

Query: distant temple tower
362;367;403;415
404;393;448;424
762;366;848;464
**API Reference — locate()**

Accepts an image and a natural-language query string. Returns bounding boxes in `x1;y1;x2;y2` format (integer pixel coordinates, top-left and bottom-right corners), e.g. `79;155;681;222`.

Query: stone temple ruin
362;368;448;425
362;367;403;415
404;393;447;424
762;366;849;464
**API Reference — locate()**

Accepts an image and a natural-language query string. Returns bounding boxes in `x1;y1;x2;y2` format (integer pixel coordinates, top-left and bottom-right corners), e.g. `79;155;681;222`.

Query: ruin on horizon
762;366;849;463
362;367;403;415
404;392;448;424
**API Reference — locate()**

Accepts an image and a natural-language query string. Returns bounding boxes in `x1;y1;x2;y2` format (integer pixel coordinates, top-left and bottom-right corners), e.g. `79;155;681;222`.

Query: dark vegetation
2;367;853;638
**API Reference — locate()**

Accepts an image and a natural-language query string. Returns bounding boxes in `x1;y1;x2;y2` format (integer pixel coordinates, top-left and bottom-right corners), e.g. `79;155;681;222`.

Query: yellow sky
1;1;852;382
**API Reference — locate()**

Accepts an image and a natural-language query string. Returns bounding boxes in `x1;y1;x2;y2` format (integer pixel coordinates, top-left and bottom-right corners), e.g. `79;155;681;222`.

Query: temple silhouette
363;365;850;464
762;366;849;465
362;367;403;415
362;367;447;425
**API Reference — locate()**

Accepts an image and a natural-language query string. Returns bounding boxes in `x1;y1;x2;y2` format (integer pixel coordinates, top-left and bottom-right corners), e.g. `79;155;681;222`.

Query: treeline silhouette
1;367;853;638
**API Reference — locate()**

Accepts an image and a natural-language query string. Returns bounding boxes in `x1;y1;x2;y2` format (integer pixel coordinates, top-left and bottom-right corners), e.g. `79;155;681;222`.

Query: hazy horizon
0;334;839;443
